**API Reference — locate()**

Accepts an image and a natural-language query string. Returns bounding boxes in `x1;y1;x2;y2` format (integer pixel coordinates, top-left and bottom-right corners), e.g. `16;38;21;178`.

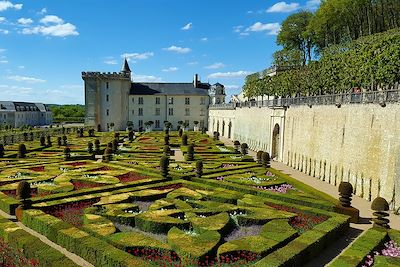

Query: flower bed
71;180;106;191
266;203;328;233
0;238;39;267
116;172;149;183
363;240;400;266
44;198;100;228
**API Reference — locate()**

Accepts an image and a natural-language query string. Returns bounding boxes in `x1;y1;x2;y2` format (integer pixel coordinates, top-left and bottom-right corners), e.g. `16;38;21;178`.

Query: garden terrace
0;129;397;266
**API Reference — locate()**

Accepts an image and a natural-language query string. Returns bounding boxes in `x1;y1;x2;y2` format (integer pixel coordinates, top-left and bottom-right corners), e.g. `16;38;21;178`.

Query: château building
0;101;52;127
82;60;226;131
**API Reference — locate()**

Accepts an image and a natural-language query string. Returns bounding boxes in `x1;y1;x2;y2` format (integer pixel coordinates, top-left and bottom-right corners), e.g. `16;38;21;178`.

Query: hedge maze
0;129;397;266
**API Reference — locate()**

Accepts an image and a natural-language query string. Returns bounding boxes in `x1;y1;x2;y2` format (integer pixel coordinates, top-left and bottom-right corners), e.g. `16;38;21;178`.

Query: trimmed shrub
104;147;113;162
241;143;248;155
0;144;4;158
46;135;52;147
233;140;240;152
112;139;119;153
196;160;203;178
262;152;271;168
16;181;31;200
63;147;71;161
160;155;169;178
187;144;194;161
62;135;67;146
182;133;188;146
128;131;134;142
94;139;100;154
164;134;170;145
213;131;220;141
114;132;120;139
179;128;183;137
87;142;93;154
18;144;27;158
338;182;353;207
256;150;264;164
371;197;390;229
40;136;46;146
57;137;62;146
163;145;170;156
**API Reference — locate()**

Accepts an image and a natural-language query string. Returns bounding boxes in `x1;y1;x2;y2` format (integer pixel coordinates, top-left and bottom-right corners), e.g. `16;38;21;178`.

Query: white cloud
208;71;252;79
0;28;8;34
306;0;321;10
0;1;22;12
225;85;240;90
132;74;163;82
246;22;281;35
17;17;33;25
162;67;178;72
60;84;81;89
0;48;5;52
201;37;208;41
40;15;63;24
38;8;47;15
0;17;6;23
233;25;243;33
104;59;118;65
205;62;225;69
181;22;192;30
267;2;300;13
7;75;46;83
122;52;154;61
188;61;198;65
163;45;191;54
18;65;24;69
22;23;78;37
0;60;7;63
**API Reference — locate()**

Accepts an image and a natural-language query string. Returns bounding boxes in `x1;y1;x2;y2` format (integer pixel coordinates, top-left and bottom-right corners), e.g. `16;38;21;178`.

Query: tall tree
277;11;315;65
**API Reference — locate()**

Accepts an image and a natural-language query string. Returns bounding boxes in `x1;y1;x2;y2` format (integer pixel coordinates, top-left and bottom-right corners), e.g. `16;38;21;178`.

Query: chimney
193;74;199;88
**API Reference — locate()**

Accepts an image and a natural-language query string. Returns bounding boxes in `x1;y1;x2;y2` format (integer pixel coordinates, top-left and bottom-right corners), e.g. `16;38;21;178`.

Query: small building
82;60;226;131
0;101;52;127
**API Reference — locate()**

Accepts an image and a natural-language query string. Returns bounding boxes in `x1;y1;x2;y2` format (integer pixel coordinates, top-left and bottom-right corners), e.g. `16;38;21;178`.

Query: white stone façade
82;60;226;131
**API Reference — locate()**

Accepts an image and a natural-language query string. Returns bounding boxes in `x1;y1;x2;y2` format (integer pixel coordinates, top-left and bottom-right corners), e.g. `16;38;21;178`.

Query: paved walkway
171;148;185;162
0;210;93;267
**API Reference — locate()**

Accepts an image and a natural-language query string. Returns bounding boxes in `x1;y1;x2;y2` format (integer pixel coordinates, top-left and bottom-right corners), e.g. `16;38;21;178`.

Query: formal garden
0;128;398;266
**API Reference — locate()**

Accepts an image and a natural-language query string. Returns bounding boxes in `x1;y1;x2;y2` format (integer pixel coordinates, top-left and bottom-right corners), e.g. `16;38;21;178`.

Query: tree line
243;0;400;98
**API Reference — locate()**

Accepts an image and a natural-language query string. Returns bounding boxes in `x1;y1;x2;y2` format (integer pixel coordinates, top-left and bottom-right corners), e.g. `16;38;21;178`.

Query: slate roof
0;101;49;112
130;82;210;96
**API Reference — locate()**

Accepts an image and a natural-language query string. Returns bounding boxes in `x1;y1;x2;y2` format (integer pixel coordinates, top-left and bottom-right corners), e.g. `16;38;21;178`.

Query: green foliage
277;11;314;65
309;0;400;51
244;29;400;98
262;152;271;168
18;144;27;158
40;136;46;146
16;181;31;200
241;143;248;155
196;160;203;178
182;133;188;146
63;147;71;161
187;144;194;161
0;144;4;158
49;104;85;123
160;155;169;178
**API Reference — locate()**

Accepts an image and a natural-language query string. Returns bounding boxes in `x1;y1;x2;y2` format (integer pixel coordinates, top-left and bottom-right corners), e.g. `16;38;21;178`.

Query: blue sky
0;0;320;104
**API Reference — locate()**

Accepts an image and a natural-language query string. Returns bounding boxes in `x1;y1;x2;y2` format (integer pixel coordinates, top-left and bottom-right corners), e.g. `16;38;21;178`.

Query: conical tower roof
121;58;131;73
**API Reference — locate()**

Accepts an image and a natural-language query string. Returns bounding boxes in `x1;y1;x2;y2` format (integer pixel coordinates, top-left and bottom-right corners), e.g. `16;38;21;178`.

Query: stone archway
222;121;225;137
272;123;280;160
228;121;232;139
216;121;220;133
